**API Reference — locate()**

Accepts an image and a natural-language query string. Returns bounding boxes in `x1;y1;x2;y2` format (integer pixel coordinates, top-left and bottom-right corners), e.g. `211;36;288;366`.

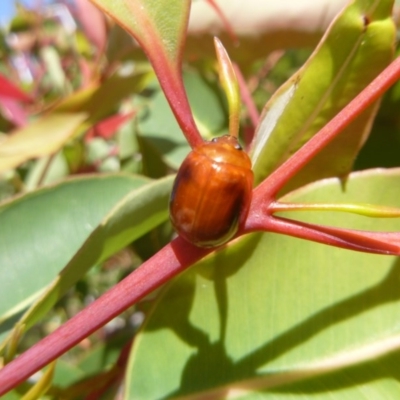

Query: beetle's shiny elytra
169;135;253;248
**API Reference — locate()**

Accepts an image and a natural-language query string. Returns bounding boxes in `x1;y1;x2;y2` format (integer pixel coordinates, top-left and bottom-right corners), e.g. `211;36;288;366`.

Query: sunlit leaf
126;168;400;399
89;0;201;146
251;0;395;192
2;175;173;343
137;71;227;170
0;174;148;339
0;113;87;173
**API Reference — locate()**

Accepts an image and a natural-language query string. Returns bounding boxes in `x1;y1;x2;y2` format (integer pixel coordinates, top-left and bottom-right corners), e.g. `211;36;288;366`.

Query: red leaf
74;0;107;52
0;74;32;103
85;111;135;140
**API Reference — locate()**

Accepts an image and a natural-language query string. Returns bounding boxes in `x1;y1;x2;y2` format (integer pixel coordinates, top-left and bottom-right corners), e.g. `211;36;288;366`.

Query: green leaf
184;71;227;140
52;360;85;389
214;37;240;138
251;0;395;191
20;361;55;400
90;0;201;146
40;46;68;94
126;168;400;399
52;333;131;390
53;71;151;136
355;76;400;169
0;174;148;340
137;71;227;171
90;0;188;65
0;113;87;173
8;175;174;338
1;390;21;400
24;152;70;190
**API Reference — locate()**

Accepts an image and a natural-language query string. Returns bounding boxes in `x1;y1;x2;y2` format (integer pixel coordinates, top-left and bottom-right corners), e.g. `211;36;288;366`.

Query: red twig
91;0;203;149
206;0;239;45
85;340;133;400
0;238;210;395
1;50;400;400
264;216;400;255
233;63;260;129
248;56;400;201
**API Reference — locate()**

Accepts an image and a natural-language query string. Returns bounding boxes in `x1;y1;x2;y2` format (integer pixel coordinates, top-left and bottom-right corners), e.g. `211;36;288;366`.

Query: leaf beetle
169;135;253;248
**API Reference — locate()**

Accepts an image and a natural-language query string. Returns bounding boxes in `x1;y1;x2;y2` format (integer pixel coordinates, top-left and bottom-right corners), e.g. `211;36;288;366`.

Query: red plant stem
153;56;203;148
91;0;203;149
206;0;239;45
86;340;132;400
244;56;400;251
234;63;260;129
141;15;203;148
264;216;400;255
251;56;400;201
0;238;210;395
1;41;400;400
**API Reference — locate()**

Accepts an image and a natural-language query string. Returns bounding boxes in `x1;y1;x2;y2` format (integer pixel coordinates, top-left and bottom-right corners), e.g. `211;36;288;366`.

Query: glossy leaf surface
0;113;87;173
90;0;201;146
251;0;395;192
2;175;174;344
138;71;227;170
126;168;400;399
0;174;148;339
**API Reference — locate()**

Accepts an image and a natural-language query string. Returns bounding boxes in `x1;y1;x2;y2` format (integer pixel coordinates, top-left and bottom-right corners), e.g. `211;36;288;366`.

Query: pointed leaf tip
214;37;240;138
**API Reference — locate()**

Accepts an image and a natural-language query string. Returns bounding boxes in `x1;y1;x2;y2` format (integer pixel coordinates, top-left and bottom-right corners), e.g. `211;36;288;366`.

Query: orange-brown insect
169;135;253;248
